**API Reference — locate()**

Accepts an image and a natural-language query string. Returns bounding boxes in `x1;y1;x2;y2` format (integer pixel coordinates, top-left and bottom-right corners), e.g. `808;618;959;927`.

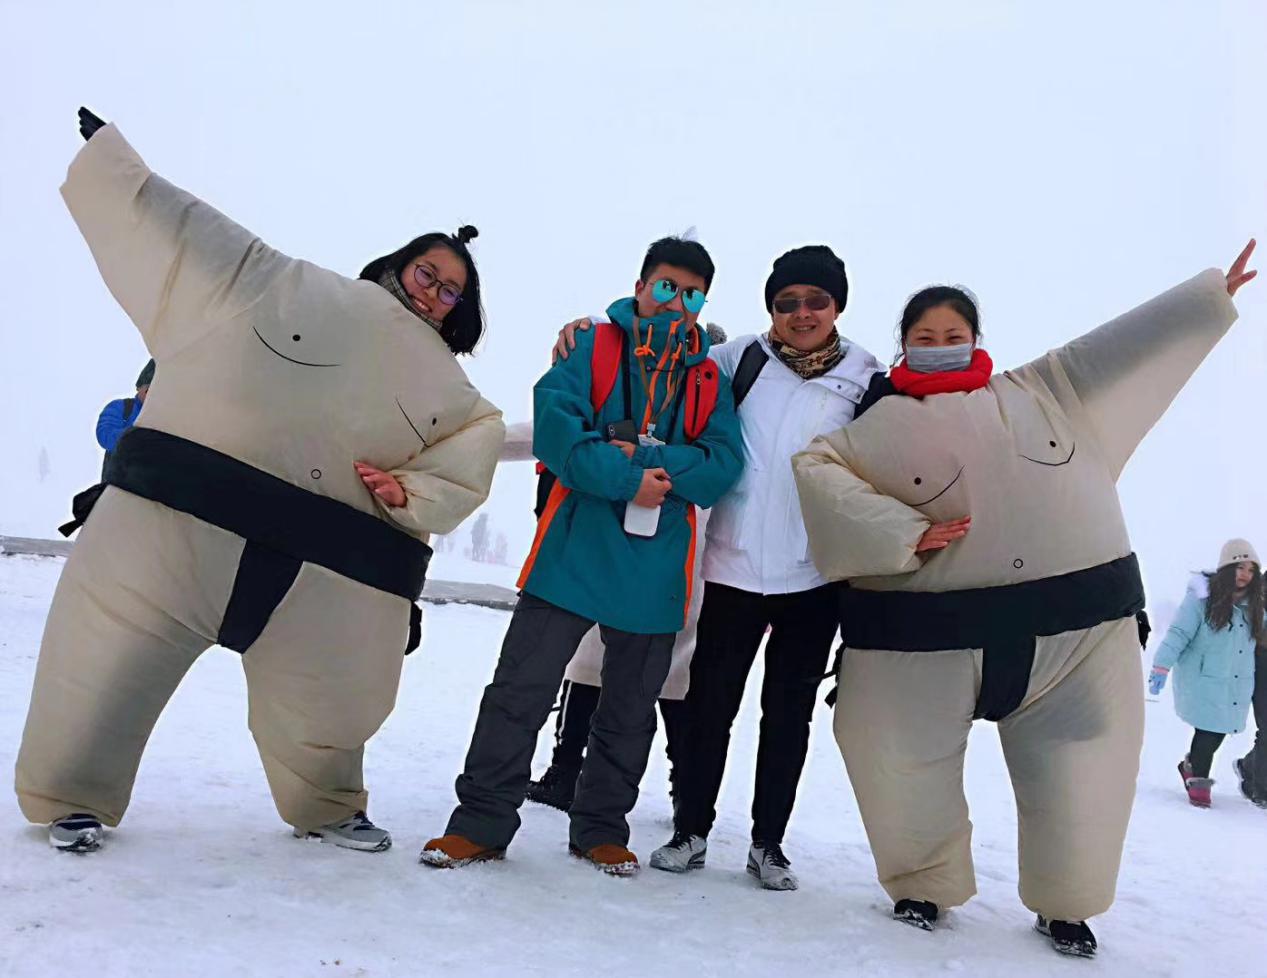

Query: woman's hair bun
455;225;479;245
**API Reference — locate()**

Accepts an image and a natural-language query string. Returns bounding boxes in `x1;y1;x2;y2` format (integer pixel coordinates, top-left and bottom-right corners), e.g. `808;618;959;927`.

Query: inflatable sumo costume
16;117;504;838
793;269;1240;923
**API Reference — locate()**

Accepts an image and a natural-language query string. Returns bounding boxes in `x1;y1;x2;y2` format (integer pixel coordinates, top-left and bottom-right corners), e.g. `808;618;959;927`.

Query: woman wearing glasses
17;108;504;857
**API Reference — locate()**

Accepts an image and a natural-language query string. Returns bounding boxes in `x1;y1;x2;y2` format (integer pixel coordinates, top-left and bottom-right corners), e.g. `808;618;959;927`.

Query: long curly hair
1203;563;1264;642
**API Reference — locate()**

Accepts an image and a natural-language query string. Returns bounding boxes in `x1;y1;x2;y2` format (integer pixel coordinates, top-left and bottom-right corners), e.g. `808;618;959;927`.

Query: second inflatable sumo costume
793;270;1238;922
16;122;504;837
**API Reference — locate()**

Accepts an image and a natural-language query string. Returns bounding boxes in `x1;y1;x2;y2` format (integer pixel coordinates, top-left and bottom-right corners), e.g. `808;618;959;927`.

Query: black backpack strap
854;372;896;420
730;339;769;410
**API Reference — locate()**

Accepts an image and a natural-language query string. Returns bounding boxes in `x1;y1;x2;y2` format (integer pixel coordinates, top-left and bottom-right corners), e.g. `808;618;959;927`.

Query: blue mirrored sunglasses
651;277;707;314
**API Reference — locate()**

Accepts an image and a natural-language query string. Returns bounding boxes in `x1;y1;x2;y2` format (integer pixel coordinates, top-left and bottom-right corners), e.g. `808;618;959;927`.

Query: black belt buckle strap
105;427;432;602
837;554;1147;720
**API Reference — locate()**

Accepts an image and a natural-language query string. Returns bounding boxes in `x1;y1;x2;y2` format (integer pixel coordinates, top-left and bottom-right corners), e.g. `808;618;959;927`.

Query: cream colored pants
834;617;1143;921
15;489;409;832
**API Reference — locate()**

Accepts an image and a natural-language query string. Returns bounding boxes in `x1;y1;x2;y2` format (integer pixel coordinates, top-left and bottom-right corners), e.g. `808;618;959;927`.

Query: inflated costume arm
1030;270;1237;478
792;427;930;580
377;396;505;537
61;124;287;357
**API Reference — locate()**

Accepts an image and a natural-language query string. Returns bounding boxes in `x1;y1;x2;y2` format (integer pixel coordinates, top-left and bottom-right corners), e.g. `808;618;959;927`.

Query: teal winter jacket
1153;575;1260;734
519;297;744;634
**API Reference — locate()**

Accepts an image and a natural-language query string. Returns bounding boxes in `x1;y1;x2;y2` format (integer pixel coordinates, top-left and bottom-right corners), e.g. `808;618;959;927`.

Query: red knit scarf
889;349;994;397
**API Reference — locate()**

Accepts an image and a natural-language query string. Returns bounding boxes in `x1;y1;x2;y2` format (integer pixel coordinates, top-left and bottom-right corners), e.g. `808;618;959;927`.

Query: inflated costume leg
835;647;979;909
16;490;238;825
998;618;1143;922
242;564;410;833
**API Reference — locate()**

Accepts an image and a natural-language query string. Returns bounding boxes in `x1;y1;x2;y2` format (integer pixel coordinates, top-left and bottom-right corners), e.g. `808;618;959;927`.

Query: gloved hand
1147;666;1169;696
78;106;107;142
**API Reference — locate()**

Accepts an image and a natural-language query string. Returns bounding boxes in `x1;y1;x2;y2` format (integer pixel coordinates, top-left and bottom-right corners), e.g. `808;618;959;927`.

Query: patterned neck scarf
766;327;844;379
378;269;444;336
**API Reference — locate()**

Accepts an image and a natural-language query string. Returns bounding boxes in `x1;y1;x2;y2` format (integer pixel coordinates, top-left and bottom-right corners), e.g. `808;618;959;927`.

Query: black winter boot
525;765;580;812
893;899;939;931
1035;915;1097;958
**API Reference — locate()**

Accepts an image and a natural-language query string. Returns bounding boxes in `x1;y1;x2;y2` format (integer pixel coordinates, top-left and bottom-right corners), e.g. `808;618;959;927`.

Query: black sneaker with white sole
49;813;104;853
893;899;939;931
1035;915;1097;958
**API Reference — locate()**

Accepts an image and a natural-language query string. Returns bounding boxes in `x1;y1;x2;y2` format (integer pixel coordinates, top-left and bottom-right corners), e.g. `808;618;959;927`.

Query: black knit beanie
136;359;156;388
764;245;848;312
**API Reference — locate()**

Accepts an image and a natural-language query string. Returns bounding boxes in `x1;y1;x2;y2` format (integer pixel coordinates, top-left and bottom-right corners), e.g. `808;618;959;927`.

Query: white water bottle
624;501;661;537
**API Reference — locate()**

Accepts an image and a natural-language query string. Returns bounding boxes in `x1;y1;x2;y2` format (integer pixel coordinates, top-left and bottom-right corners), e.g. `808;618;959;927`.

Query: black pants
1189;729;1226;779
1238;646;1267;792
447;594;673;851
674;582;838;845
547;680;688;796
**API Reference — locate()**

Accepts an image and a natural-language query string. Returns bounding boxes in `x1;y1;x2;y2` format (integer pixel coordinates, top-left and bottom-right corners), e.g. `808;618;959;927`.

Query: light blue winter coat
1152;575;1259;734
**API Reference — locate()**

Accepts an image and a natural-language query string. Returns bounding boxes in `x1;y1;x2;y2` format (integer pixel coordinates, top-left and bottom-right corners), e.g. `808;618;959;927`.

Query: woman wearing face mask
792;242;1257;958
1148;540;1262;808
553;245;884;889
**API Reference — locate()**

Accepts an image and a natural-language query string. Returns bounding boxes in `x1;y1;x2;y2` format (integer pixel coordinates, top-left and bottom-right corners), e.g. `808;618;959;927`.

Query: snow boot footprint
893;899;939;931
1035;915;1097;958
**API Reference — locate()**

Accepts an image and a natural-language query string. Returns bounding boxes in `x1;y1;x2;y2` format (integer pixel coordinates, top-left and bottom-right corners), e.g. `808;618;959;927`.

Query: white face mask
905;343;974;374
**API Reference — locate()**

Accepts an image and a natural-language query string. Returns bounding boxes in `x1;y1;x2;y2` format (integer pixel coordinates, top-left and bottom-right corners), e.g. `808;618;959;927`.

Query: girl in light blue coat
1149;539;1263;807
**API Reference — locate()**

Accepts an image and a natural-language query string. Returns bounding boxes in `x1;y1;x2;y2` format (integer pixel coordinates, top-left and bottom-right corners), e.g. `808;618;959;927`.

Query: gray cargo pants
445;593;674;852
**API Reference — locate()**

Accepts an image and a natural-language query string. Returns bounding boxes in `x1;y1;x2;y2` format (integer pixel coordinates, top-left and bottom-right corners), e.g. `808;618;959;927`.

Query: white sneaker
649;831;707;872
49;813;104;853
747;842;798;891
295;811;391;852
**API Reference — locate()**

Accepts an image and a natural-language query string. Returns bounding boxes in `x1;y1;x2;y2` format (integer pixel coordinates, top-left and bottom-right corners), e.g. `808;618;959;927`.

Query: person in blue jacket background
423;236;743;875
95;359;154;471
1150;539;1263;807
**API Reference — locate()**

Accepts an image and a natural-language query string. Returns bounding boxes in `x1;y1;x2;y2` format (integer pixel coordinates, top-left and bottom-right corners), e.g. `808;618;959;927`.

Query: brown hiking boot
419;834;506;868
570;843;640;877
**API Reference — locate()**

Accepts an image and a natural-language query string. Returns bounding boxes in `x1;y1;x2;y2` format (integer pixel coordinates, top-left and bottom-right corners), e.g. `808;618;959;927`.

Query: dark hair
893;285;981;363
1204;563;1264;643
359;226;484;355
639;236;715;290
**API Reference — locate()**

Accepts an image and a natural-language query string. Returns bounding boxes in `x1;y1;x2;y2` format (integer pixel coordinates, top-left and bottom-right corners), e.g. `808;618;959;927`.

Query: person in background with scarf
792;242;1257;958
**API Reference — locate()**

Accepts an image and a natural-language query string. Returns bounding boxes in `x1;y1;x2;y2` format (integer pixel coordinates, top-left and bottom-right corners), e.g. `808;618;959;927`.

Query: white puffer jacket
704;333;883;595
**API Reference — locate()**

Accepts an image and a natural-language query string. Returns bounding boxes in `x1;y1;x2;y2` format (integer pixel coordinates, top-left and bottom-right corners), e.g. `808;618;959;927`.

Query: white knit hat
1218;538;1260;569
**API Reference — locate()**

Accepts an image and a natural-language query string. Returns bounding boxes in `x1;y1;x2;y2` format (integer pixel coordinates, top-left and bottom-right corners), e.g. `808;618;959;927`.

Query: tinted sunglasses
651;277;707;314
772;293;833;315
413;264;464;306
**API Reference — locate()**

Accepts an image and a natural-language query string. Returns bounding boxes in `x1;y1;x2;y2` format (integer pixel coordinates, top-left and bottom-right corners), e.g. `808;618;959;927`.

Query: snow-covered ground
1;553;1263;978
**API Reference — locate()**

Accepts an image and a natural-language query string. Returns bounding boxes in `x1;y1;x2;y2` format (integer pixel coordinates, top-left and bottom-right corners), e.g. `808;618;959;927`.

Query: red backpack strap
589;322;626;414
683;357;721;441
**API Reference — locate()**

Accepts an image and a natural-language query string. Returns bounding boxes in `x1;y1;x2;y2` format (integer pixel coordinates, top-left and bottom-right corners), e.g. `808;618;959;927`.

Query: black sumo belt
65;427;431;655
838;554;1148;721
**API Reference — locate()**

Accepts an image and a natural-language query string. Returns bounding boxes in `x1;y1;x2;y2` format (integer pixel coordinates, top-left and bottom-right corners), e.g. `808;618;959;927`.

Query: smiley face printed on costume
252;323;346;368
995;382;1077;468
860;432;969;517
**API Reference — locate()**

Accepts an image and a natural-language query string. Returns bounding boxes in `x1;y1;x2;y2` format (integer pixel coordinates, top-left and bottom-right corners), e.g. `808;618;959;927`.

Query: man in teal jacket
424;237;743;874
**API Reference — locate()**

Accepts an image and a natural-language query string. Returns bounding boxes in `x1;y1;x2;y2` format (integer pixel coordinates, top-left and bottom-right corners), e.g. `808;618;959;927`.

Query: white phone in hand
624;501;661;537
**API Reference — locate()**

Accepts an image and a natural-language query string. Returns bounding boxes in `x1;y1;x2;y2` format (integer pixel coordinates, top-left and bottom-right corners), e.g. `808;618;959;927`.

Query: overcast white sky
1;0;1263;605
